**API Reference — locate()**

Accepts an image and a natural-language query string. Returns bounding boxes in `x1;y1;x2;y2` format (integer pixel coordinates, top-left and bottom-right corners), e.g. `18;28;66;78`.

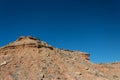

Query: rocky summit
0;36;120;80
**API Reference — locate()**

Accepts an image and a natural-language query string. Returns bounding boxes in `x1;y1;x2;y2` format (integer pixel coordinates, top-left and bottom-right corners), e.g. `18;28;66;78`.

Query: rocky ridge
0;36;120;80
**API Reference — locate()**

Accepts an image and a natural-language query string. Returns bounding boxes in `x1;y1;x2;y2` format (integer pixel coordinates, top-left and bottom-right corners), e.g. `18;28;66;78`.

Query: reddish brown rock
0;36;120;80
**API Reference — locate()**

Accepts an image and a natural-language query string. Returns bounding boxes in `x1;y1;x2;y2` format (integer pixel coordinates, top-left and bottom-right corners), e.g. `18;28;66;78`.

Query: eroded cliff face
0;36;119;80
2;36;90;61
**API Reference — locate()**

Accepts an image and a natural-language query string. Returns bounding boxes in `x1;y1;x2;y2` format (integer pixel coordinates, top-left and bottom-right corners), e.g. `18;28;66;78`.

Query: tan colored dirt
0;36;120;80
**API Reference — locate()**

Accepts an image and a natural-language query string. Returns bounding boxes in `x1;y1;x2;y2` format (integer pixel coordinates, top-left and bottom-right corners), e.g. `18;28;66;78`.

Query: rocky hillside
0;36;120;80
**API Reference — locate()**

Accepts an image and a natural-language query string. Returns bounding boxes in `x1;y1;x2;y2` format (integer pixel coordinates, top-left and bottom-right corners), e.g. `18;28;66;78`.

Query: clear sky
0;0;120;63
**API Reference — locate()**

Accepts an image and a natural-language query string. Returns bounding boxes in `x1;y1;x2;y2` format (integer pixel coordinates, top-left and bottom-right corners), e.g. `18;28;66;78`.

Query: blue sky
0;0;120;63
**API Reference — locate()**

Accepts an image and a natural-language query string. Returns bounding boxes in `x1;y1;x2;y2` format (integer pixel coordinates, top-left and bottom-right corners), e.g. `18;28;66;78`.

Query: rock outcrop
0;36;120;80
2;36;90;61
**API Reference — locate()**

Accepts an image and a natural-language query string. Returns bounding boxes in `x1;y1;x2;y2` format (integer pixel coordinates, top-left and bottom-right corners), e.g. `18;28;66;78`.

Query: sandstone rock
0;36;120;80
0;61;7;66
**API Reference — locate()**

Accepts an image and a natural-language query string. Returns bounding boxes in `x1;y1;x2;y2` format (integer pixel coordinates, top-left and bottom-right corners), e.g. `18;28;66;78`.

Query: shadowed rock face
0;36;120;80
